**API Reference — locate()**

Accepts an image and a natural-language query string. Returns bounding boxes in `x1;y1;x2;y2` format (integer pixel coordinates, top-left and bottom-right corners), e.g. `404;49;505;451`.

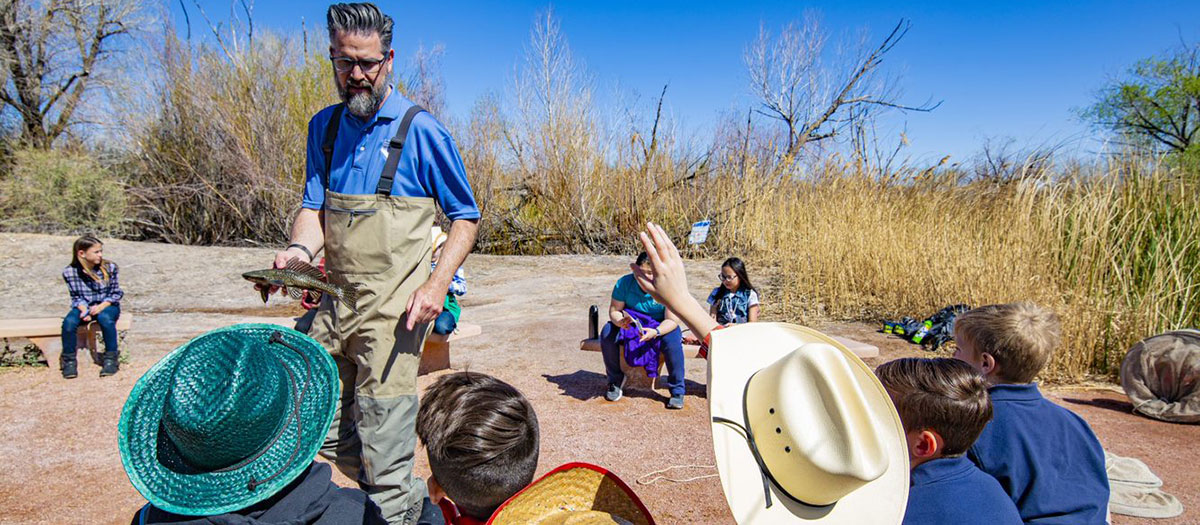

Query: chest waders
307;103;433;525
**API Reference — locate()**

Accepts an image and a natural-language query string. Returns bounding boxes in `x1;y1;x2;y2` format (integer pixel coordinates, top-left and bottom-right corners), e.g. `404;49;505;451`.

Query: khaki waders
308;104;434;525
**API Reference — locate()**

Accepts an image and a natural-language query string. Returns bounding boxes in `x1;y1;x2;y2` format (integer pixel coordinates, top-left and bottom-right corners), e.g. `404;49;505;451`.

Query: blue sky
172;1;1200;163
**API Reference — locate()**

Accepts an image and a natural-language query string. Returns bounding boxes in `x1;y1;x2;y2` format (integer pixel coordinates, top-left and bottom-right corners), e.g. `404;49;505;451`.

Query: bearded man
262;3;479;523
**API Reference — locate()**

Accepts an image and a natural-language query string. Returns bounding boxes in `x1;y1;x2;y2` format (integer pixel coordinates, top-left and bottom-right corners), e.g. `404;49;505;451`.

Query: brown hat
488;463;654;525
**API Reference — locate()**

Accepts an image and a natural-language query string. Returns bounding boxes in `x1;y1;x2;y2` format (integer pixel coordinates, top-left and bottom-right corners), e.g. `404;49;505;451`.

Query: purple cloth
618;309;664;378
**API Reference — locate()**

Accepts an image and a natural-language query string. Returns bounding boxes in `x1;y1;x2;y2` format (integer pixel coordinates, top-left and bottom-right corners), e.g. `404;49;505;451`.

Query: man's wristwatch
287;243;314;261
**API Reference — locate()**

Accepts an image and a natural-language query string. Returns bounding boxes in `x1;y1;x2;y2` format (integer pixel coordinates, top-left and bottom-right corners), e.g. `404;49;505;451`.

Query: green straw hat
118;324;338;515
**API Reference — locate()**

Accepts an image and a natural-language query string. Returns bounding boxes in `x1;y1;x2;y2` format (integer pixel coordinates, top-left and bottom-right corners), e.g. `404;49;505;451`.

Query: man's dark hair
875;357;993;457
635;252;649;266
326;3;393;53
416;372;539;520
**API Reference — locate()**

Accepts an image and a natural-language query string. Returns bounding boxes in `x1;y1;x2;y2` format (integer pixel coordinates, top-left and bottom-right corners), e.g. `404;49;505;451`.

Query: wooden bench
419;322;482;375
0;316;133;368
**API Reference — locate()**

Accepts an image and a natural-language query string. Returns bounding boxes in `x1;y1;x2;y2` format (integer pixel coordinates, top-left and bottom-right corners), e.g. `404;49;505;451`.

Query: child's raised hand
633;222;721;342
632;222;690;308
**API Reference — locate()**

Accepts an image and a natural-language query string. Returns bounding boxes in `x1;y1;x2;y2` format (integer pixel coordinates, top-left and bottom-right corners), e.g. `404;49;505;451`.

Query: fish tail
334;281;362;314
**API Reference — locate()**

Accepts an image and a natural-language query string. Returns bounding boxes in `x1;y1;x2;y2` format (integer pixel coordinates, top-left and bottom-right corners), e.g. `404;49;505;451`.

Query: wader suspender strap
321;104;346;194
375;105;427;195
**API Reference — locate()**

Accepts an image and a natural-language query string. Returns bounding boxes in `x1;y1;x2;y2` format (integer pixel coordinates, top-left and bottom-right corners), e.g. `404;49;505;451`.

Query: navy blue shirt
968;383;1110;524
903;455;1021;525
302;89;480;221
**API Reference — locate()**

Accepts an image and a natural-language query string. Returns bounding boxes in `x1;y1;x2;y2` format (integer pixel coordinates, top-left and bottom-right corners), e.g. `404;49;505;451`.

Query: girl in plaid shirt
60;235;124;378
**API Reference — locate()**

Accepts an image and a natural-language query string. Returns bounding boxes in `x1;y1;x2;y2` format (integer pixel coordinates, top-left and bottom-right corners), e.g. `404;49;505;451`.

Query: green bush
0;147;127;234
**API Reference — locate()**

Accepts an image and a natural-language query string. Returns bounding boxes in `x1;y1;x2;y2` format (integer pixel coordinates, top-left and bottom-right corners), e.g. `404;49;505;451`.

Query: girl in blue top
707;257;759;326
60;235;124;379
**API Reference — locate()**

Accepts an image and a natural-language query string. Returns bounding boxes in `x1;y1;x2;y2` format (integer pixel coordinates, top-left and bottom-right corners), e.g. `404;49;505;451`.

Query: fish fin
259;286;270;304
287;286;303;300
335;281;362;314
285;257;326;281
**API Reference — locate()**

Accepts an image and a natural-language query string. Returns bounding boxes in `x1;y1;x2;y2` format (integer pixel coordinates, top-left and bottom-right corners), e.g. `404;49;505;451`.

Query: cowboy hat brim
118;324;339;516
489;462;654;525
707;323;909;524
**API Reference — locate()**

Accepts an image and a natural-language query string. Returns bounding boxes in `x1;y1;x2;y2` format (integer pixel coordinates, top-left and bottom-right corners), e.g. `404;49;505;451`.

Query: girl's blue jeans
600;321;686;396
61;303;121;358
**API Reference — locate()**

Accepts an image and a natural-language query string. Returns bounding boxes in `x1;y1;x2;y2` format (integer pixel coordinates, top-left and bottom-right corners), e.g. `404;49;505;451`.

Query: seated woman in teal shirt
600;252;687;410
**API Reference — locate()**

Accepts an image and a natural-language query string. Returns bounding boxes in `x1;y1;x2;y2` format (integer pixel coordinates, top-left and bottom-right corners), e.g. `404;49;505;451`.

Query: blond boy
953;303;1109;524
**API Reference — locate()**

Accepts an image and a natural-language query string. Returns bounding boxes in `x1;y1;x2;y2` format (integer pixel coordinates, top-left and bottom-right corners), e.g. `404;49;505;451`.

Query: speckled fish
242;257;361;313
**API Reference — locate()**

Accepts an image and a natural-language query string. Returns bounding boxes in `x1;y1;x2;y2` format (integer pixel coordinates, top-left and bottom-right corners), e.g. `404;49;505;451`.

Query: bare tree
745;15;938;159
0;0;140;148
401;43;446;117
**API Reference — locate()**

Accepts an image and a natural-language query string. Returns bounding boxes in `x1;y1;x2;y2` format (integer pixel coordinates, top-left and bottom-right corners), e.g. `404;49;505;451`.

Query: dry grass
716;162;1199;381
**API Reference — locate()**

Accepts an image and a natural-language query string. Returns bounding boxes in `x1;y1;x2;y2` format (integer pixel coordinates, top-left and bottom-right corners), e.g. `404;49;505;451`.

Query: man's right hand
258;247;309;296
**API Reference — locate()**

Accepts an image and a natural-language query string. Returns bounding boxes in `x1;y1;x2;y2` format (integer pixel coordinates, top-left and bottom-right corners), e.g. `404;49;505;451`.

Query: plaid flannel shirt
62;263;124;309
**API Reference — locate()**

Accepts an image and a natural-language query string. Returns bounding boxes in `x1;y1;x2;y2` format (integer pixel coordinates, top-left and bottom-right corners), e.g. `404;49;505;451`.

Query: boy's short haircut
875;358;993;457
416;371;540;521
954;302;1061;383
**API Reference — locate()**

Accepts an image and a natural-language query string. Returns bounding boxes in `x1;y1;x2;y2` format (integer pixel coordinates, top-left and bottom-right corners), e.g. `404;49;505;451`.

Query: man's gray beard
340;82;386;118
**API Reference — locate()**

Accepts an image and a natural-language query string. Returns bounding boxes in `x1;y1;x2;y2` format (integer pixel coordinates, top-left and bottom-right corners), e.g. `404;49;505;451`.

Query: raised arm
631;223;720;342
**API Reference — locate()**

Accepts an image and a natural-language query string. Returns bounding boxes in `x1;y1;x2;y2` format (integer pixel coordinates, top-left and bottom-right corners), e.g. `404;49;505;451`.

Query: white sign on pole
688;220;711;245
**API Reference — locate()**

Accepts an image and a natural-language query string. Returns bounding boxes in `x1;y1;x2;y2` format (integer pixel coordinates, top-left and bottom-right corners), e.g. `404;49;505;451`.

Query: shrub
0;147;127;234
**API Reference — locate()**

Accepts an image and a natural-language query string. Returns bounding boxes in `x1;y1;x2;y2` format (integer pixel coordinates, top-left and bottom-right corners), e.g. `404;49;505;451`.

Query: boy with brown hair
416;372;540;524
953;302;1109;524
876;357;1021;525
415;372;654;525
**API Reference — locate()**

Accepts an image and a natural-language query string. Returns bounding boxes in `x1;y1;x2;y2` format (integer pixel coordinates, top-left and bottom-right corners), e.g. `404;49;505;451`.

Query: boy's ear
912;429;943;459
427;475;446;504
980;352;998;376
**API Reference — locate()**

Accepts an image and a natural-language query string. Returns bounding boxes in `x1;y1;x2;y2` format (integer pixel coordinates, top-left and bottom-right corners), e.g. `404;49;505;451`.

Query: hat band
212;331;314;493
711;371;836;511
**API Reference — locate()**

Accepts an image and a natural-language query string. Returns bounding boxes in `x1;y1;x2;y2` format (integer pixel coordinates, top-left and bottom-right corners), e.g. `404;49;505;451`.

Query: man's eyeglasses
719;274;738;281
330;56;387;74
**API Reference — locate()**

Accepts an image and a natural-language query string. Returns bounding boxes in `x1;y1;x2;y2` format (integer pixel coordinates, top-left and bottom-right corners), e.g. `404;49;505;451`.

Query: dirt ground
0;232;1195;524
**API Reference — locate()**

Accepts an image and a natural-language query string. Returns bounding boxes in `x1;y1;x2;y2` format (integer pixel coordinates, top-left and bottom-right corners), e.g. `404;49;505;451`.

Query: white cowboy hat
708;323;909;524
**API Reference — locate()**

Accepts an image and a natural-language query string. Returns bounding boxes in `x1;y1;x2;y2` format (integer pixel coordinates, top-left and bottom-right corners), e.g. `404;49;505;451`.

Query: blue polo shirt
902;455;1021;525
968;383;1110;524
301;88;480;221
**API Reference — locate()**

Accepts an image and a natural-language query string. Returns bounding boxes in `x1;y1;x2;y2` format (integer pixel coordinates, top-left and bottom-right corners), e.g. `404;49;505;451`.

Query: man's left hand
405;280;445;331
